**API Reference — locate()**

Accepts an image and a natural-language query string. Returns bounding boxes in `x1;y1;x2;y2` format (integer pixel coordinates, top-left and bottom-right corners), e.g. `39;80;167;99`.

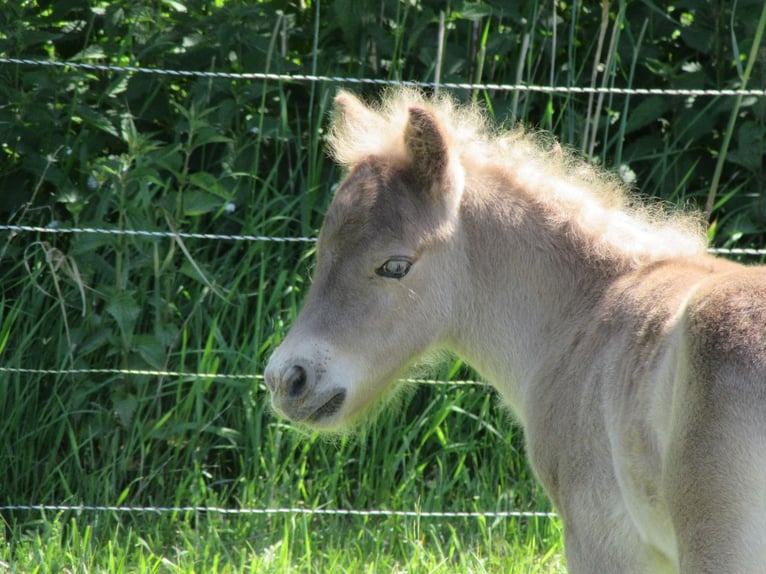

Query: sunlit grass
0;508;565;573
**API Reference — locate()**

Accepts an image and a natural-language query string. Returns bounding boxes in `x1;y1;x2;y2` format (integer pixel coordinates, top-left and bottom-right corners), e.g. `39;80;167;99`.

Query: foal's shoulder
642;253;741;279
605;255;732;308
685;256;766;317
682;258;766;366
600;255;753;329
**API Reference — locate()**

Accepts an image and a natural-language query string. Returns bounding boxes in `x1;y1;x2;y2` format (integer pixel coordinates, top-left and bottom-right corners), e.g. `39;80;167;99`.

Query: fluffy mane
327;88;708;265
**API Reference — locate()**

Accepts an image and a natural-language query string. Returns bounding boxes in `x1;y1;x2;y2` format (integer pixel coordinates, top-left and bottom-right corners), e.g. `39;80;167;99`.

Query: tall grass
1;1;763;571
0;67;563;574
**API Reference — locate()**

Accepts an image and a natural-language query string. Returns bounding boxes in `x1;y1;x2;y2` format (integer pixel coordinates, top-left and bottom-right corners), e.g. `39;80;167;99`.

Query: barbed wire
0;503;556;520
2;224;765;256
2;57;765;97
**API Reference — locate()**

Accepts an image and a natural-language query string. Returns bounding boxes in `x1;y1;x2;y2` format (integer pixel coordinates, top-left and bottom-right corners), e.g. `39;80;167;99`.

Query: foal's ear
404;106;450;188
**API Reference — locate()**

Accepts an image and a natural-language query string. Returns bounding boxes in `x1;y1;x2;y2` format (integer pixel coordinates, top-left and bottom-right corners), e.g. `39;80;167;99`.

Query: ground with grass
1;1;765;572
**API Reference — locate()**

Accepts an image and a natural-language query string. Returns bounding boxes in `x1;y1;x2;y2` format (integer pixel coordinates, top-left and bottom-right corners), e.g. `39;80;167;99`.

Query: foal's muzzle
264;358;346;424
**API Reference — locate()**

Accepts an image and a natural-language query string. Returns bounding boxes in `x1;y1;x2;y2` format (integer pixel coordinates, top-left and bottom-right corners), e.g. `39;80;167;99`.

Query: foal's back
666;261;766;573
533;255;766;573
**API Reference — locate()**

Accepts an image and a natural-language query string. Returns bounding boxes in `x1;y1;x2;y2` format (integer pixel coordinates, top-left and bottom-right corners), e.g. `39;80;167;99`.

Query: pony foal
264;89;766;573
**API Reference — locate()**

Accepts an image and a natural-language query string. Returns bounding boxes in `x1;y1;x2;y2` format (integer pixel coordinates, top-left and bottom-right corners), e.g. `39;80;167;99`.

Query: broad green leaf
727;121;765;172
181;189;222;216
106;290;141;340
625;96;670;134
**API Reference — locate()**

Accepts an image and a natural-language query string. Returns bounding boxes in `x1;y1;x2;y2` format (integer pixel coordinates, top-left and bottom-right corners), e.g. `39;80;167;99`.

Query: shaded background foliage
3;1;766;233
0;0;765;522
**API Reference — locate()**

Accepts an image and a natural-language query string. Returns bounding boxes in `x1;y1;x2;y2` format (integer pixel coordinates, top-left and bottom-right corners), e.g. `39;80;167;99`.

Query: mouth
308;390;347;422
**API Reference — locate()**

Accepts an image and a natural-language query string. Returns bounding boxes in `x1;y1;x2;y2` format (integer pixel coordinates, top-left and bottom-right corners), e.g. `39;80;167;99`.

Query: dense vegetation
1;0;764;571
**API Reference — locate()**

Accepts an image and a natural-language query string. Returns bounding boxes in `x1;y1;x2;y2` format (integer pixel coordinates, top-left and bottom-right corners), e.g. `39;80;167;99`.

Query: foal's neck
445;176;624;419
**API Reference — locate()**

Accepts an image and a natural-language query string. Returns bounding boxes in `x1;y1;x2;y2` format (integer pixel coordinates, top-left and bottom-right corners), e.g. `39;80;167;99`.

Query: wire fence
0;504;556;520
2;224;765;256
4;57;766;97
2;55;765;527
0;366;486;388
0;224;316;244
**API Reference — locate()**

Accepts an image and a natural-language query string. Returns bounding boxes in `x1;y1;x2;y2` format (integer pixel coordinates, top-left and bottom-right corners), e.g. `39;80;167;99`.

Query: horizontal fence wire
0;504;555;519
2;57;766;97
2;224;765;256
0;224;316;244
707;247;766;256
0;366;486;387
2;59;765;255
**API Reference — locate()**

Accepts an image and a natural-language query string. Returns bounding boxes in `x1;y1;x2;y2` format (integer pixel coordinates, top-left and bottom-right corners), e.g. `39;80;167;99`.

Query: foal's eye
376;257;413;279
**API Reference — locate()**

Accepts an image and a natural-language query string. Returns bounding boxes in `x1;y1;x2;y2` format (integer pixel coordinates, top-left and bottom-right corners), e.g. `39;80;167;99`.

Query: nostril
285;365;307;398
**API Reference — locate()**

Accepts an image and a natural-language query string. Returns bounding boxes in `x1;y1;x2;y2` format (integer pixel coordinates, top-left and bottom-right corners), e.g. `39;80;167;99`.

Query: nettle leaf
160;0;188;12
106;290;141;340
181;189;222;216
75;105;120;138
113;394;138;428
332;0;373;45
625;96;671;134
148;144;184;177
189;171;230;198
74;326;113;356
457;3;493;21
727;121;765;172
133;334;168;369
191;126;232;149
679;26;713;54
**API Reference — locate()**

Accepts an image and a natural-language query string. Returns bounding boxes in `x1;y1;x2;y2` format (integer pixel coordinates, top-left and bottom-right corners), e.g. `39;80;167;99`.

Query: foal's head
264;91;465;429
